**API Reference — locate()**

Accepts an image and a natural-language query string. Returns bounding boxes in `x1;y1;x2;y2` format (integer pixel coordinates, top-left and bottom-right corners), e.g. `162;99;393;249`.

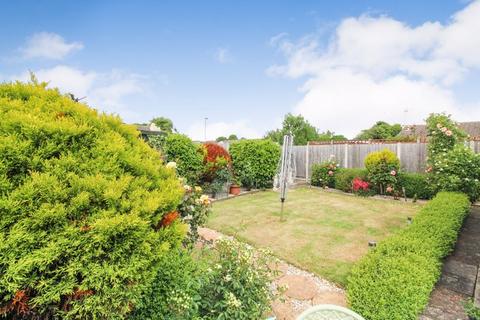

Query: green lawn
207;187;421;286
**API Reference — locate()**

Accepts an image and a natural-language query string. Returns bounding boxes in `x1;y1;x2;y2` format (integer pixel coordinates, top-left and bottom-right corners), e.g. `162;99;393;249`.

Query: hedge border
347;192;471;320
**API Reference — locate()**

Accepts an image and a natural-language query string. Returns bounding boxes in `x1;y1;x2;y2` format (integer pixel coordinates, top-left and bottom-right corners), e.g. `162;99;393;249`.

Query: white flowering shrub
426;113;480;201
429;145;480;201
178;184;211;246
198;239;279;320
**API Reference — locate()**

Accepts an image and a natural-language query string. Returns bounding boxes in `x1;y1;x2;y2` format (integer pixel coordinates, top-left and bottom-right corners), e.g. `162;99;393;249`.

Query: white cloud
269;0;480;138
214;47;233;64
186;120;261;141
13;65;145;116
20;32;83;60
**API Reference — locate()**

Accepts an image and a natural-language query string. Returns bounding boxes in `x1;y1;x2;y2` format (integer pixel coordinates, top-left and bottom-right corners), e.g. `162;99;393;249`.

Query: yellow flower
200;194;211;205
194;186;202;193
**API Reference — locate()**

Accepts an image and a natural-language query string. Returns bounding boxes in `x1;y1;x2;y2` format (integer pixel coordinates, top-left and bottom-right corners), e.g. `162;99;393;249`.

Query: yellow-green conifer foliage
0;82;184;319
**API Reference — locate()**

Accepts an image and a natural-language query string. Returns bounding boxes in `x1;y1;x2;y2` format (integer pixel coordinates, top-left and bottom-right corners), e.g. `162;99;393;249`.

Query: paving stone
422;207;479;319
439;260;477;296
271;299;296;320
277;275;318;300
312;291;347;307
198;227;222;242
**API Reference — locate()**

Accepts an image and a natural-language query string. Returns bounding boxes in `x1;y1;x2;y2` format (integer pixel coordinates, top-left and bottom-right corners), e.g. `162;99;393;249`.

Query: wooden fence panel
291;141;479;179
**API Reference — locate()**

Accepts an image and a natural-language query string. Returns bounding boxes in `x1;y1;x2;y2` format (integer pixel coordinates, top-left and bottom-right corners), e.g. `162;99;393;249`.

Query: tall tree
355;121;402;140
317;130;348;141
228;134;238;140
150;117;174;133
265;113;319;145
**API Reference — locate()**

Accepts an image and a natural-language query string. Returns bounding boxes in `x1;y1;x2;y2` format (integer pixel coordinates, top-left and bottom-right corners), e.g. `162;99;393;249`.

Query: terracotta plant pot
229;184;241;195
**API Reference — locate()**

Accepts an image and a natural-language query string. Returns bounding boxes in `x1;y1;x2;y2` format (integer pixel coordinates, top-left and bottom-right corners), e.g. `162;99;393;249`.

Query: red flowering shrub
202;143;232;185
352;178;371;196
203;143;230;164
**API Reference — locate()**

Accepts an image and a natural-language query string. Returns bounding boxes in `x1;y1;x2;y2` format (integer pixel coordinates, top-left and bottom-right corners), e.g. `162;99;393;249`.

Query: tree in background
265;113;346;145
150;116;175;133
228;134;238;140
265;113;319;145
216;134;238;142
317;130;348;141
355;121;402;140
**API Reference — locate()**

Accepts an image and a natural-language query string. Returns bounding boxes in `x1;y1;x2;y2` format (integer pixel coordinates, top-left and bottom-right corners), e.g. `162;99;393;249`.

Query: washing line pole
279;134;293;216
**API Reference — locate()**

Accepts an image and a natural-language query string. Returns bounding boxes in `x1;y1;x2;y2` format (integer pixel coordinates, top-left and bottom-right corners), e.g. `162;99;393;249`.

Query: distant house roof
137;123;164;136
400;121;480;138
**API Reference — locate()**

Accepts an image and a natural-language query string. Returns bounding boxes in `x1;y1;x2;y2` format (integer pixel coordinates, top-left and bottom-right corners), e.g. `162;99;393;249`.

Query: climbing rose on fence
426;113;480;201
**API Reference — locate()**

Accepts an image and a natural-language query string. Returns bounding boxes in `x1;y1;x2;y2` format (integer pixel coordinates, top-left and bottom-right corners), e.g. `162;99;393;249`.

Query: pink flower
386;186;393;193
390;170;397;176
425;166;433;173
441;127;448;133
328;170;334;176
445;130;452;136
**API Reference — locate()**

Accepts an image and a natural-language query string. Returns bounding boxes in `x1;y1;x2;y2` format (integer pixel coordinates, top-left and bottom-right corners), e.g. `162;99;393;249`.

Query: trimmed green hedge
334;168;367;192
163;133;204;184
229;140;280;189
347;192;470;320
398;172;434;200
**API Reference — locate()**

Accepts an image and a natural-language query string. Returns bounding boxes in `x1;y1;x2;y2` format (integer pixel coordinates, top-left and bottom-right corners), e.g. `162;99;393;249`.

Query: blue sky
1;0;479;139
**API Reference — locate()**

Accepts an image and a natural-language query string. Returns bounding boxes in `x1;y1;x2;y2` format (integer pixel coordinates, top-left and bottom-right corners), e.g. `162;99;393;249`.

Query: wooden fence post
396;142;401;162
344;143;348;168
305;142;310;182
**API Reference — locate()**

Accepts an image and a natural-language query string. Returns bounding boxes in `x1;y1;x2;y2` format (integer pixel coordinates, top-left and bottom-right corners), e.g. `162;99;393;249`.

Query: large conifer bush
0;82;184;318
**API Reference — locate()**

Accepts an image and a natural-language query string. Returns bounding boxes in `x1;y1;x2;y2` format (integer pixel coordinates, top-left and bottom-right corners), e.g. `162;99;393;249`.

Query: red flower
352;178;369;192
159;211;179;228
203;143;230;164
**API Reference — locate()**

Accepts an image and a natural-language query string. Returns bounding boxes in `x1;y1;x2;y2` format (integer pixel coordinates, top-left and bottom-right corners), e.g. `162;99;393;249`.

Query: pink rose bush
311;158;340;188
426;113;480;201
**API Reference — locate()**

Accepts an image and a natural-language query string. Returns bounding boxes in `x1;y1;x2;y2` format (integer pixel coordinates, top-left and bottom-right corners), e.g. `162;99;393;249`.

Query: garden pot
229;184;241;195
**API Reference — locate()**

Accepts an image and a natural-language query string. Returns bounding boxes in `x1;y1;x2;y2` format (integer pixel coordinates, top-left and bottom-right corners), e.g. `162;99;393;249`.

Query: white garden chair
296;304;365;320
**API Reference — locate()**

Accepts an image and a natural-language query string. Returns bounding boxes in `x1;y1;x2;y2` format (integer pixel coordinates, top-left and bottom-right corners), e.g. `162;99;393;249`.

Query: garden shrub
364;149;400;194
0;82;185;319
229;139;281;189
398;172;434;200
310;158;339;188
201;143;232;196
426;113;480;201
197;238;279;320
178;185;211;246
163;133;205;184
334;168;367;192
132;249;202;320
347;192;470;320
352;177;373;196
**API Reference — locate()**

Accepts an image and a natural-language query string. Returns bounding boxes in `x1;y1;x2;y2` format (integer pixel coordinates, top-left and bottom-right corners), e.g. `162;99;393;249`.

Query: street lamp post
204;117;208;141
